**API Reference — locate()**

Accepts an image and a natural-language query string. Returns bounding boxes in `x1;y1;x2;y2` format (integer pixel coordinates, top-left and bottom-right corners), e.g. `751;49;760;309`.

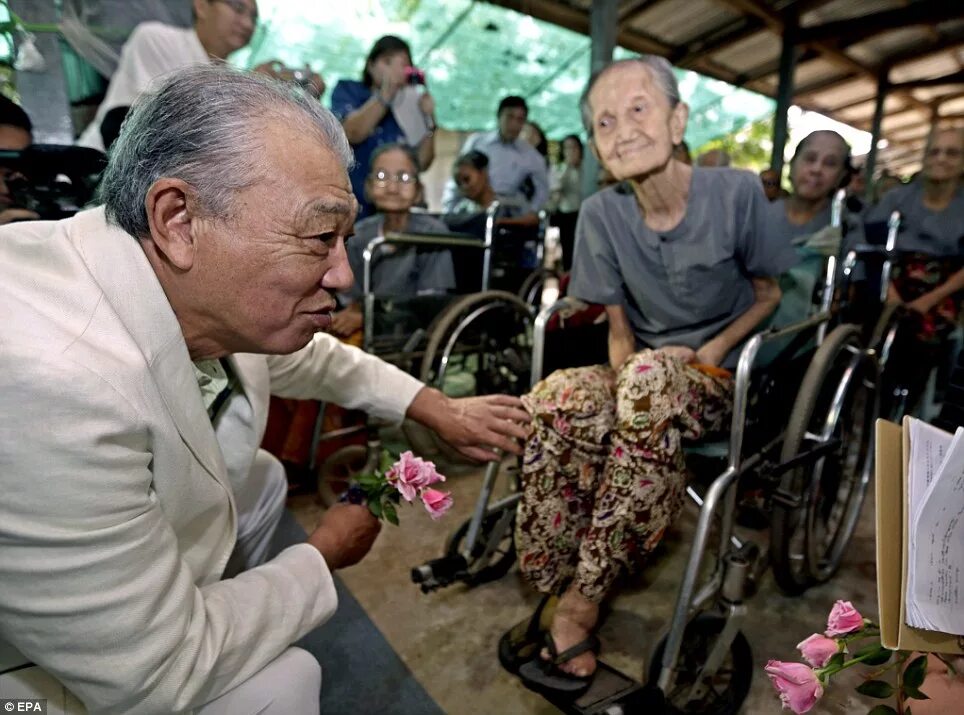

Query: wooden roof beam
672;16;765;66
617;0;670;26
795;1;953;46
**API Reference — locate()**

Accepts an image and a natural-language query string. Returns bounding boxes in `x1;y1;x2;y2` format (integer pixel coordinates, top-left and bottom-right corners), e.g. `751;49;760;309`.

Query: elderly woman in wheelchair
508;56;798;694
329;142;455;340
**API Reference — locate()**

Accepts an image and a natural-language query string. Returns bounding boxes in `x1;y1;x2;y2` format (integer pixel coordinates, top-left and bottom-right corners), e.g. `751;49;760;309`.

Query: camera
405;66;426;86
1;144;106;220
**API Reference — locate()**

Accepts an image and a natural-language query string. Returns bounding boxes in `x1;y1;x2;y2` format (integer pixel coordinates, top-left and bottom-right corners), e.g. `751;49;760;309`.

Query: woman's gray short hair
580;56;681;137
100;63;354;239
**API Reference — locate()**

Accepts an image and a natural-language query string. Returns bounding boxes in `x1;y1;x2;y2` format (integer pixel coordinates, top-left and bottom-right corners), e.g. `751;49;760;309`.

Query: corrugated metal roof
489;0;964;176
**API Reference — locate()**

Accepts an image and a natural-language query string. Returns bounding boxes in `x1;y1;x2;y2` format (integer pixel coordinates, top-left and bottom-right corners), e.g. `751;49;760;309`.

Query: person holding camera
0;96;39;225
331;35;437;219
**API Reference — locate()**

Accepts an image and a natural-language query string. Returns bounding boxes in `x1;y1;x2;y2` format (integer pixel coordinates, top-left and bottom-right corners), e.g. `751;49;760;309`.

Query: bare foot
541;588;600;677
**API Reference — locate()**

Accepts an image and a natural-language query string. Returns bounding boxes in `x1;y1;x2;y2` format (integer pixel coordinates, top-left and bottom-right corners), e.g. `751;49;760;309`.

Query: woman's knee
525;365;615;422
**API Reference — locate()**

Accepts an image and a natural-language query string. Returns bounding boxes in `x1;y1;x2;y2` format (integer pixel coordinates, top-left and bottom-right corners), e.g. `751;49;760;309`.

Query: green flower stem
863;653;909;682
820;647;897;678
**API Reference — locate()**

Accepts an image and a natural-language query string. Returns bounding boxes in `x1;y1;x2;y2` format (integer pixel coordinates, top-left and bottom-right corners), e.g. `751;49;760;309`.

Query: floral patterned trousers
516;349;733;603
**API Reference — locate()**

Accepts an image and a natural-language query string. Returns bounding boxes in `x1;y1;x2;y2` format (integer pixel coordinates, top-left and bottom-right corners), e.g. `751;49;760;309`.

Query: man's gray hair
100;63;354;239
580;55;681;138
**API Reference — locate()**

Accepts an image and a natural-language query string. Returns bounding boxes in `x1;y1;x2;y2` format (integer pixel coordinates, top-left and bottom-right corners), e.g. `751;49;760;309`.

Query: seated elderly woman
448;150;539;227
329;143;455;339
507;56;797;693
865;126;964;414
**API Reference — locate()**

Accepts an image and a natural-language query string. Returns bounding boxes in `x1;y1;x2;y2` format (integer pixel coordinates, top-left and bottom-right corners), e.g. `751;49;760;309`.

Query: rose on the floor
342;450;453;524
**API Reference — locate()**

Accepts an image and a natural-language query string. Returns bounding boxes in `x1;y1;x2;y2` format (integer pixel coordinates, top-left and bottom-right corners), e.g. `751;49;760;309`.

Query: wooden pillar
864;72;889;202
770;20;798;176
581;0;618;200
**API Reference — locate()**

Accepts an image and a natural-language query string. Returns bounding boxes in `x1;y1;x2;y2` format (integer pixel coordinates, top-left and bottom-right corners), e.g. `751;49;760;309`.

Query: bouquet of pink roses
343;450;453;525
766;599;960;714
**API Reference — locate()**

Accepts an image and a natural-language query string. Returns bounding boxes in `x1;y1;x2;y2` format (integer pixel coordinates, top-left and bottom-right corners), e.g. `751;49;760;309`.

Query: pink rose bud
421;488;453;520
825;600;864;637
796;634;839;668
386;451;445;502
765;660;824;714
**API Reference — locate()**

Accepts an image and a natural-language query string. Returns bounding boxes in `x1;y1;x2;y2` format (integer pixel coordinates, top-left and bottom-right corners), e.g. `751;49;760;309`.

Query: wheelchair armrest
531;297;589;388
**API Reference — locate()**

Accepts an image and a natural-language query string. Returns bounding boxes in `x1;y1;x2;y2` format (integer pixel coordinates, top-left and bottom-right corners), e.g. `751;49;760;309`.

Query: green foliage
693;115;776;173
867;706;898;715
903;655;928;689
856;680;895;699
854;642;892;666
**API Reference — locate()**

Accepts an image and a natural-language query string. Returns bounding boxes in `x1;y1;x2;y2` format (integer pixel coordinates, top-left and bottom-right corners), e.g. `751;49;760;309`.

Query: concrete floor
290;456;883;715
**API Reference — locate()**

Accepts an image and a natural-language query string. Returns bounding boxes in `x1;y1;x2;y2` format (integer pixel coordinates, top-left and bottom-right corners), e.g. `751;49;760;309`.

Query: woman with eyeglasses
329;144;454;338
865;126;964;414
331;35;437;220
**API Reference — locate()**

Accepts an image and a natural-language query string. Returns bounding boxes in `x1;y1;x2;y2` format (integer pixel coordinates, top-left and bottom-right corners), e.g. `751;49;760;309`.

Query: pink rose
765;660;824;714
421;488;453;520
796;634;839;668
825;600;864;637
385;451;445;502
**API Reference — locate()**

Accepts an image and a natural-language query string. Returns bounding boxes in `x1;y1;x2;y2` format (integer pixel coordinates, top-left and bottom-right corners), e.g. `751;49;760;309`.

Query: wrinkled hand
418;91;435;117
695;341;727;367
409;389;530;462
658;345;697;363
0;207;39;225
329;307;363;337
308;503;381;570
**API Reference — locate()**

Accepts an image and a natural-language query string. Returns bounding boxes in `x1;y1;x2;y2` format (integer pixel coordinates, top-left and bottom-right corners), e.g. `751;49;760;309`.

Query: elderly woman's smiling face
588;63;688;181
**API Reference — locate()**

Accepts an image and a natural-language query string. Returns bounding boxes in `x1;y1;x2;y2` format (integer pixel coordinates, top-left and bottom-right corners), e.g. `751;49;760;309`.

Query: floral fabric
516;349;733;602
893;252;963;345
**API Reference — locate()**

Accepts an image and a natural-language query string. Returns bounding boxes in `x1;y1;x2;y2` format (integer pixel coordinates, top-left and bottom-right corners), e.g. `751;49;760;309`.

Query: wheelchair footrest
410;554;469;593
535;660;655;715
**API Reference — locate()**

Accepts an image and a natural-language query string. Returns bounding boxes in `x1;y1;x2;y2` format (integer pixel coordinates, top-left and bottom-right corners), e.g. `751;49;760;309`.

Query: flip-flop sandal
498;594;558;674
517;633;601;695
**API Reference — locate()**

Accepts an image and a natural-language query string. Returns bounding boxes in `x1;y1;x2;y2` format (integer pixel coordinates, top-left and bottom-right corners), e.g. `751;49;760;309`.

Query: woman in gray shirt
510;56;796;693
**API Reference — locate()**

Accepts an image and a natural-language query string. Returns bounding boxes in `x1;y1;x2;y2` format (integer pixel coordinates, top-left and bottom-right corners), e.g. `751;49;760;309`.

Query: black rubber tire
517;268;557;308
647;615;753;715
445;510;517;585
770;323;876;595
418;290;533;463
316;444;368;507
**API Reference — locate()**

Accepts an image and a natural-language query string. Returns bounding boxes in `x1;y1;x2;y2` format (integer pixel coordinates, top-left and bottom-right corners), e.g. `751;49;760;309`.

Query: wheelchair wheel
770;323;877;595
648;615;752;715
517;268;556;308
446;510;516;585
419;290;533;463
316;445;368;507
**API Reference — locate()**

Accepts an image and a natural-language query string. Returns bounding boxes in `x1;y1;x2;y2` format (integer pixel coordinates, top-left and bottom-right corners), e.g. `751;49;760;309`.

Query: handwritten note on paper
906;423;964;635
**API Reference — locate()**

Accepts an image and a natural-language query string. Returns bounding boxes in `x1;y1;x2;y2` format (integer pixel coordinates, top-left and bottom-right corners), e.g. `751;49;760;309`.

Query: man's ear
145;178;199;271
670;102;689;146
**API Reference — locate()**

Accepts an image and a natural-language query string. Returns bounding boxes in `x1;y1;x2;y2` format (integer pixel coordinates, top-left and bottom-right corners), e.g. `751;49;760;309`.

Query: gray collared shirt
441;130;549;213
569;168;798;367
344;213;456;303
865;181;964;257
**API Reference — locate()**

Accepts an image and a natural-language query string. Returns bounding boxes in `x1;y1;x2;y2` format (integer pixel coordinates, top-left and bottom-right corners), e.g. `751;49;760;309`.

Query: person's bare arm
605;304;636;371
696;277;782;367
905;266;964;315
341;95;392;144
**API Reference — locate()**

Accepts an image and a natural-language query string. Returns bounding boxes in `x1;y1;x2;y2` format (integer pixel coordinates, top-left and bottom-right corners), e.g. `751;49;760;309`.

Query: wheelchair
845;210;961;422
315;206;544;500
410;194;879;714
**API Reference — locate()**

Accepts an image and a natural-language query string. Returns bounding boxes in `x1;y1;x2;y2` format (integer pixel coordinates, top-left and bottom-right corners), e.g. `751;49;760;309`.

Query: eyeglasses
373;170;416;186
454;173;474;187
212;0;259;22
761;180;779;188
927;146;963;159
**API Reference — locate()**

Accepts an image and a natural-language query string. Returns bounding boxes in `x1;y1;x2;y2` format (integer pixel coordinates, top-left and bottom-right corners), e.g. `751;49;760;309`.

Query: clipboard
875;418;964;654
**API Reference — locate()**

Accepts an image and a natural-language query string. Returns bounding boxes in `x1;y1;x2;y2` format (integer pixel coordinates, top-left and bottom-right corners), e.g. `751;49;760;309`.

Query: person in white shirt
441;95;549;215
1;65;528;715
77;0;261;152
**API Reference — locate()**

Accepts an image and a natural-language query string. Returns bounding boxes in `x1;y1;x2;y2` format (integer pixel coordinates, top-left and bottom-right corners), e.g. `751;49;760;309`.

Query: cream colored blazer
0;208;423;713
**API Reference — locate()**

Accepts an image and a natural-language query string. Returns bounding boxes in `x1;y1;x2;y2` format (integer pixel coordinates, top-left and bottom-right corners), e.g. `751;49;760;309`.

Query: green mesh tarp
230;0;774;147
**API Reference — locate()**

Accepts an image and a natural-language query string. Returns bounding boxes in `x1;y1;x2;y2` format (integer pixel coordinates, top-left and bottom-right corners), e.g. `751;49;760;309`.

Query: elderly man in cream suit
0;65;528;714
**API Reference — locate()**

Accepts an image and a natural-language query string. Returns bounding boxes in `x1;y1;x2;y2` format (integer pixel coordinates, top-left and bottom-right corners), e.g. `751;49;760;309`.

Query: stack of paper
905;417;964;635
